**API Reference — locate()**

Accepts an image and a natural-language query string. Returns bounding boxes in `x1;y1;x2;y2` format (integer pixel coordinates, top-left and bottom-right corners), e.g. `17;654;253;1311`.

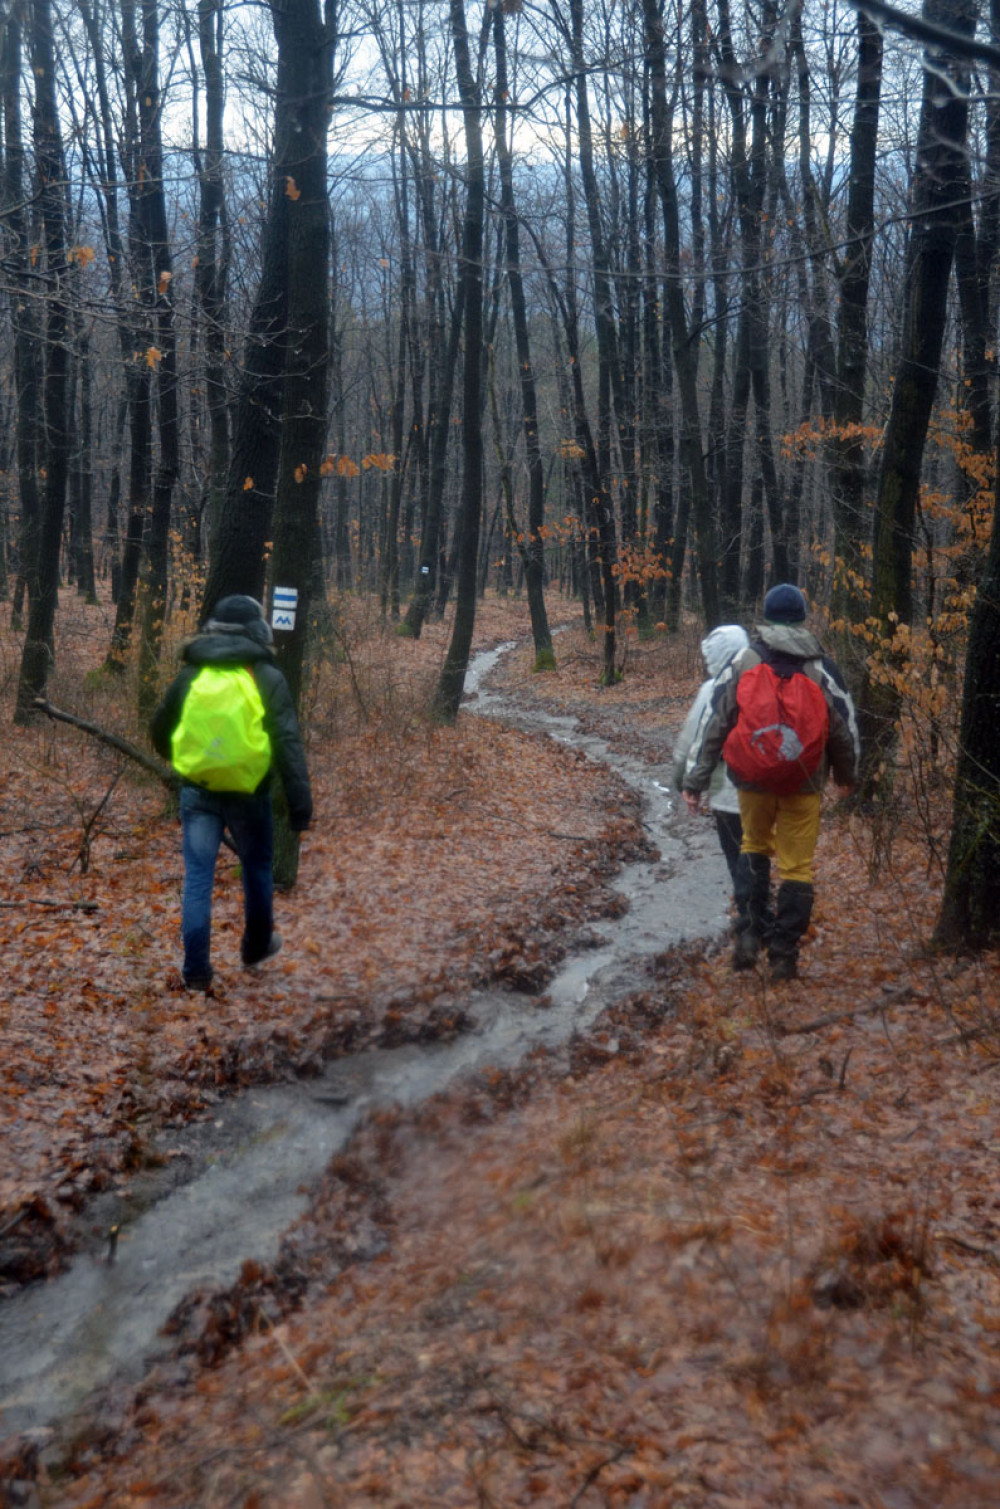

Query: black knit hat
210;594;265;626
204;594;273;648
763;583;807;625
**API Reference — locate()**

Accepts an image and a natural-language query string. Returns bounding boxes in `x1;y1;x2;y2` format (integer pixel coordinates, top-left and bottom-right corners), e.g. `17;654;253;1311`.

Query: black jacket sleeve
149;667;196;761
255;663;313;830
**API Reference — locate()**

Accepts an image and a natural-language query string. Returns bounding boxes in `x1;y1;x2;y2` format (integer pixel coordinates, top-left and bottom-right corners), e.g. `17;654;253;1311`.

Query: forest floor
3;591;1000;1507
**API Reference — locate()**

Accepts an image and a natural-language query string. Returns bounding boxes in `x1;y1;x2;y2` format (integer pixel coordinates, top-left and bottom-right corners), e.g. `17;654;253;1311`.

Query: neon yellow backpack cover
171;666;272;793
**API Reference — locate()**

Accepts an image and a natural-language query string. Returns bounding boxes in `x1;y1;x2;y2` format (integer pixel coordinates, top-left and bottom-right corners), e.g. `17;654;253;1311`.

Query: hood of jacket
701;624;749;679
754;622;824;661
182;622;274;669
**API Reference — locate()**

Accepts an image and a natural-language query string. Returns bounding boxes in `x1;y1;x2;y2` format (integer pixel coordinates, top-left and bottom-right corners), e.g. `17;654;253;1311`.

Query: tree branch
0;899;99;911
33;698;176;788
856;0;1000;71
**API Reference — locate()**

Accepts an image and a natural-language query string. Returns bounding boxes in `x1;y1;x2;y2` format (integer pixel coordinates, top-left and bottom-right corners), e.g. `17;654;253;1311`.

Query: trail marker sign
272;586;298;632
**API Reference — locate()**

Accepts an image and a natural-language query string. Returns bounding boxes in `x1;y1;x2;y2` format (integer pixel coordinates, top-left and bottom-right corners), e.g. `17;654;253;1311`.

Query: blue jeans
179;785;274;983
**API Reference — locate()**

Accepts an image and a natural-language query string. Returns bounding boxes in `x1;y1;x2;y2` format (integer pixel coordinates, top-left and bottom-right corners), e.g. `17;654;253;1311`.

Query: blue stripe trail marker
272;586;298;631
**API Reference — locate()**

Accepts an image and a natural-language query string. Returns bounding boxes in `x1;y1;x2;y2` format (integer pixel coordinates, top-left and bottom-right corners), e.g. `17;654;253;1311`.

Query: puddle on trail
0;642;729;1442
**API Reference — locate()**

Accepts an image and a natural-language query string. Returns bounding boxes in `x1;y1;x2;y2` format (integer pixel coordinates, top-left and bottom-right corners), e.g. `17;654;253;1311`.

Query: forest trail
5;603;1000;1508
0;624;727;1448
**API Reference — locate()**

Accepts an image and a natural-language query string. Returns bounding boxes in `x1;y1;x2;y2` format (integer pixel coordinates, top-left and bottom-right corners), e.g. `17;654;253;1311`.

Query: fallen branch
782;986;917;1036
32;698;243;856
570;1444;633;1507
0;1206;29;1242
939;1233;1000;1268
0;899;99;912
33;698;176;788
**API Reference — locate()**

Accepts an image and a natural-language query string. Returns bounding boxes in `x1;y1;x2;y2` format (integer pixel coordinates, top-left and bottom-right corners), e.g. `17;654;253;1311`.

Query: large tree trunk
201;1;321;609
264;0;335;887
933;469;1000;948
858;0;978;792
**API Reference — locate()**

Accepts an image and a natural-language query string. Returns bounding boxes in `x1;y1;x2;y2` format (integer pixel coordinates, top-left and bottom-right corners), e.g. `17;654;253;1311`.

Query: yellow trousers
738;789;823;884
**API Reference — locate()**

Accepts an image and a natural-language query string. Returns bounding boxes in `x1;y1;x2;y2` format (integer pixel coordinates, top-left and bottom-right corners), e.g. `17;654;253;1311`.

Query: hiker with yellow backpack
151;595;313;992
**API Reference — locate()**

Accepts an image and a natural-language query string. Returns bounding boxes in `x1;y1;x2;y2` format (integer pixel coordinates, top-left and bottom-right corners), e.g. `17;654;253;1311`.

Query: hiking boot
732;931;762;971
241;932;282;968
768;881;813;984
183;971;214;993
735;852;774;940
769;952;798;982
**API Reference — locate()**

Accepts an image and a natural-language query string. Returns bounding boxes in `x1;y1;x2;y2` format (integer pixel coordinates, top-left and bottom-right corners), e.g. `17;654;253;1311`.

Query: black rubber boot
241;932;283;968
732;853;772;970
769;881;814;980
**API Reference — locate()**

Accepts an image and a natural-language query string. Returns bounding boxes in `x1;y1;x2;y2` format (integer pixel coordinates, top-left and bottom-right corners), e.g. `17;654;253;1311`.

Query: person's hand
833;785;854;802
683;790;702;816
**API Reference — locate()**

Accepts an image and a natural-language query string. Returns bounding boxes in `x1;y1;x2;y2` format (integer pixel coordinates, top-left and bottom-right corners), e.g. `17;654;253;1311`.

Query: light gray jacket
685;622;860;796
672;625;749;815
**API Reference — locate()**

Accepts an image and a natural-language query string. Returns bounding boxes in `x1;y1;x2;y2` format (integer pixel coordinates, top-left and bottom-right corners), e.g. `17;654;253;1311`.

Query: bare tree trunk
329;227;353;591
717;0;787;587
74;327;98;603
1;5;42;636
73;0;145;660
562;0;621;682
195;0;231;559
106;0;154;670
492;0;554;671
829;13;883;624
136;0;180;720
859;0;979;792
400;251;464;639
933;461;1000;948
434;0;484;721
643;0;719;628
14;0;71;720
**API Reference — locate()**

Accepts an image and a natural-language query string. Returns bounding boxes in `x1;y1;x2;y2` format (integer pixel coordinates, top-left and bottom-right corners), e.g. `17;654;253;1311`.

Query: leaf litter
2;601;1000;1507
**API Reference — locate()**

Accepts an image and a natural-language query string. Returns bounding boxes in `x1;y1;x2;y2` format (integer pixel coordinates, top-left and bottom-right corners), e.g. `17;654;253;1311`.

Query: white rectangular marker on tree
272;586;298;631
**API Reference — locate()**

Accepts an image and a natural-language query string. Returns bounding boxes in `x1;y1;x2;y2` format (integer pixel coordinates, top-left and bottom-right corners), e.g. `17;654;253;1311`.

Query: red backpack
722;661;829;793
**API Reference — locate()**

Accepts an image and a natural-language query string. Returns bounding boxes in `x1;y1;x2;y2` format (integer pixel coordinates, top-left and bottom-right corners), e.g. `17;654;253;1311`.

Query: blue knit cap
763;583;807;624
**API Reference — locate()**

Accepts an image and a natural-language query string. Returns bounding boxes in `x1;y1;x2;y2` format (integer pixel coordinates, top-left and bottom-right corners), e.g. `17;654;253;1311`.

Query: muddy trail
0;641;729;1453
